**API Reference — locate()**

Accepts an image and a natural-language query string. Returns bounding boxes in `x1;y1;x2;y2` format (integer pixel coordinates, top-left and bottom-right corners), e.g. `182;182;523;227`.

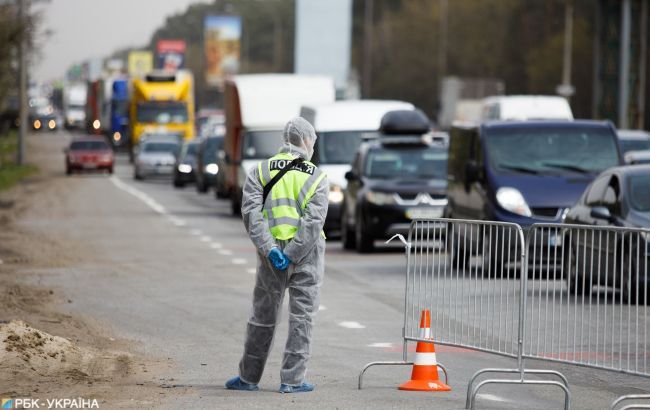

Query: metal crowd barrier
611;394;650;410
359;219;570;410
524;224;649;377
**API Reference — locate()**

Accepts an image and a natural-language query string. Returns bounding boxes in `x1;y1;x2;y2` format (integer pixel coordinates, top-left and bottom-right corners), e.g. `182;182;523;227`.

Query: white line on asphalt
319;305;327;311
338;321;365;329
110;176;167;214
210;243;222;249
219;249;233;256
247;268;256;275
367;342;393;348
189;229;202;236
478;394;512;403
200;236;212;242
168;217;186;227
231;258;247;265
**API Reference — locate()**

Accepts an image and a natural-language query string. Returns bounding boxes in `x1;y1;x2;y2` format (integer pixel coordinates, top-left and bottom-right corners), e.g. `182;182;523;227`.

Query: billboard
204;15;242;88
128;51;154;77
294;0;352;91
156;39;186;71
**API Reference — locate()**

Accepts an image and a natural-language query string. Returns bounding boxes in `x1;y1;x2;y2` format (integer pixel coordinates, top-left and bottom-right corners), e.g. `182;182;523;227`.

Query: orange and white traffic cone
399;309;451;392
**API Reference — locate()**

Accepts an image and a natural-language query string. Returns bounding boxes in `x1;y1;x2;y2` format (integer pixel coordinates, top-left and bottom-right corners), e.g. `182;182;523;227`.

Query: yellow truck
129;70;194;153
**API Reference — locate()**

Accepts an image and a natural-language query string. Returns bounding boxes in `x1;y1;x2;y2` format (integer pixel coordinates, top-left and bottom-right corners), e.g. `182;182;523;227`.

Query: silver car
133;139;180;180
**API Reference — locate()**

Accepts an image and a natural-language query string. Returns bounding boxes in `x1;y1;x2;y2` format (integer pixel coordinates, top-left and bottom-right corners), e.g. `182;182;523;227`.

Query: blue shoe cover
279;381;315;393
225;376;259;391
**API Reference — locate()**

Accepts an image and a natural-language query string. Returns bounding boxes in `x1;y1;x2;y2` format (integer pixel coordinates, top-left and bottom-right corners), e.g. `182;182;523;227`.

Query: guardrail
359;218;650;410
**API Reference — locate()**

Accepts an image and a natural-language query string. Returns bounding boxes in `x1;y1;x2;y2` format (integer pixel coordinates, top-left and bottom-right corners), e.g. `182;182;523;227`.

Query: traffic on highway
1;1;650;409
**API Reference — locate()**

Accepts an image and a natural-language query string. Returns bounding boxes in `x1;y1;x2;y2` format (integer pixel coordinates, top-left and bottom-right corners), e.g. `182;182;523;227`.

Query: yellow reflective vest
258;153;327;240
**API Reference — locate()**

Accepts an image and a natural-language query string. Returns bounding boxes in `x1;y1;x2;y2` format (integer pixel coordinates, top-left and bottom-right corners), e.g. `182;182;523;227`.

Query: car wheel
108;167;114;175
622;248;647;305
566;242;585;296
173;178;185;188
66;166;71;176
481;227;505;277
355;213;374;253
197;178;208;193
447;223;470;268
231;190;241;216
341;204;355;250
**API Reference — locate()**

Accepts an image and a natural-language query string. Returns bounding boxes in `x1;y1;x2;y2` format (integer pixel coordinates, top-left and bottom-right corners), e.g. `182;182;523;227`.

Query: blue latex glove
278;252;291;271
268;248;288;271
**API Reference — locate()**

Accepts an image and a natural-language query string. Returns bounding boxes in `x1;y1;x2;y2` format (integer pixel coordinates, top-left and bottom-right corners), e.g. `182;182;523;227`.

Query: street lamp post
17;0;27;165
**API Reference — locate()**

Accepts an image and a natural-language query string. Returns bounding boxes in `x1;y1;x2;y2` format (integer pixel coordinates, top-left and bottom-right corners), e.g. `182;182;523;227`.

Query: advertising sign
128;51;154;77
204;15;241;88
156;39;186;71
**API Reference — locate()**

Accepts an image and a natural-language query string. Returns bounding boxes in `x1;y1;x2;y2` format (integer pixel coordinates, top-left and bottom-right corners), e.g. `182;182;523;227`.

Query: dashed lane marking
367;342;393;348
319;305;327;311
247;268;256;275
110;176;167;215
338;321;365;329
190;229;202;236
200;236;212;242
231;258;247;265
219;249;233;256
478;394;512;403
210;243;222;249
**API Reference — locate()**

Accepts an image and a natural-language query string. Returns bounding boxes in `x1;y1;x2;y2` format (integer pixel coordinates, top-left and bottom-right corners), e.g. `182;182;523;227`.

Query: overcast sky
33;0;210;82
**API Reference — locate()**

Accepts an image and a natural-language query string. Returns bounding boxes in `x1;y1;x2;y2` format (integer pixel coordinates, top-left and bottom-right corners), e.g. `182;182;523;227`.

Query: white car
133;138;180;180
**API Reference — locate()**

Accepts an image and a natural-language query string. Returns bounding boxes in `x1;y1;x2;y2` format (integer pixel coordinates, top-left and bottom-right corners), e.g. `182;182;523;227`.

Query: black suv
341;110;448;252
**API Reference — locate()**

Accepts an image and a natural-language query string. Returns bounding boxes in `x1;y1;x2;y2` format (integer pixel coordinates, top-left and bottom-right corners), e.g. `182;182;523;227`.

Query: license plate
405;207;444;220
82;163;97;169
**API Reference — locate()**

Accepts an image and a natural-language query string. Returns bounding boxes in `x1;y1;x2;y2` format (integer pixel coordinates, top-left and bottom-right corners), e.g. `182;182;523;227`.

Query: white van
481;95;573;122
221;74;335;214
300;100;415;235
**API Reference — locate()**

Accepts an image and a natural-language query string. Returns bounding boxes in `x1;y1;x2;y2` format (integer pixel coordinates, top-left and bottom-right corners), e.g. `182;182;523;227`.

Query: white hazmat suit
237;117;329;388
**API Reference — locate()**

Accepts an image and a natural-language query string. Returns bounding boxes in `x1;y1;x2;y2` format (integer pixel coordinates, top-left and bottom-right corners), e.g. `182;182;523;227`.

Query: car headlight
205;163;219;175
496;187;532;217
101;154;112;161
328;185;344;203
178;164;192;173
366;191;396;206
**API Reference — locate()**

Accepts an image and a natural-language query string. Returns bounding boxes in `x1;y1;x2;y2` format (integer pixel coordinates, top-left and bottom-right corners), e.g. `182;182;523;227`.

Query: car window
363;146;448;179
629;174;650;212
70;140;109;150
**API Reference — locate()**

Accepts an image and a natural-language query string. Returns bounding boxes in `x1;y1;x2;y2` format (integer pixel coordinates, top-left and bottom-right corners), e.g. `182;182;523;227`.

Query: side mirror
345;170;357;181
590;206;614;222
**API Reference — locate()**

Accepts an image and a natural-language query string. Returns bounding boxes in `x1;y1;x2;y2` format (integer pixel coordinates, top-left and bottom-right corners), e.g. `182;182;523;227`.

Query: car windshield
181;143;199;157
142;142;179;154
629;174;650;212
242;130;283;159
204;137;224;162
315;131;379;165
485;127;620;175
620;138;650;154
68;104;84;111
70;140;109;151
137;101;188;123
364;146;448;179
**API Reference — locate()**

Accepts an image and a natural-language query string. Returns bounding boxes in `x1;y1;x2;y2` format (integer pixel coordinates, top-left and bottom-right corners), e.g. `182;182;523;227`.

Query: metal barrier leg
611;394;650;410
358;361;449;390
465;368;570;409
467;379;571;410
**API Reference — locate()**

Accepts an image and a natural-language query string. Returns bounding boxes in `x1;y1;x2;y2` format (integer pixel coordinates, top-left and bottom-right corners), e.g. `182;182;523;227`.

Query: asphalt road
21;131;650;409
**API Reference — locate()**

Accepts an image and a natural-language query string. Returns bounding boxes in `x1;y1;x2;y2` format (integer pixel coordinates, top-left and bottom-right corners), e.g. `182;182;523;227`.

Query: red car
65;137;114;175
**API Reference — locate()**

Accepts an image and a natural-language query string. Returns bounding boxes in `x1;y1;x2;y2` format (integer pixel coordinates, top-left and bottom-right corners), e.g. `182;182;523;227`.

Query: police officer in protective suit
226;117;328;394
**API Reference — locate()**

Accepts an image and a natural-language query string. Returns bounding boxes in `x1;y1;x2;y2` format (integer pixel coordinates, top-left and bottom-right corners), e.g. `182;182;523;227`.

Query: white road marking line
367;342;393;348
200;236;212;242
231;258;247;265
318;305;327;311
210;243;222;249
246;268;256;275
338;321;365;329
189;229;202;236
478;394;512;403
219;249;233;256
110;176;167;214
168;217;186;227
